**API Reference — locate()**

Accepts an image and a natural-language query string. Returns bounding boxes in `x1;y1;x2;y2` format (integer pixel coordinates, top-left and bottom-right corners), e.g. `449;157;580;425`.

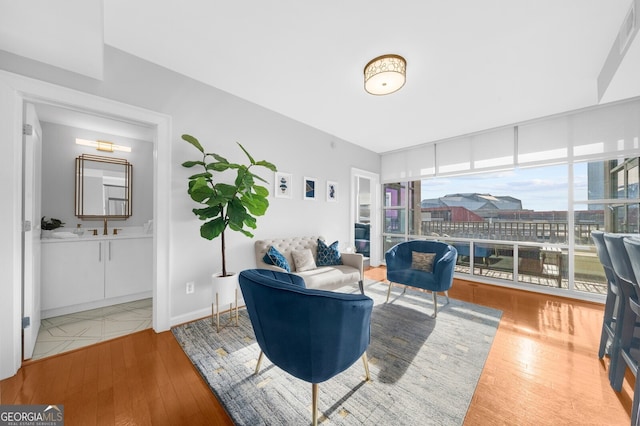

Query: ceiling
2;1;640;154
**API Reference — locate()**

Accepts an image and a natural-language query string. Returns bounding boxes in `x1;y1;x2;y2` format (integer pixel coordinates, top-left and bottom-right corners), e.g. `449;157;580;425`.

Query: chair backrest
239;269;373;384
624;237;640;294
386;240;455;269
604;233;636;285
591;230;617;288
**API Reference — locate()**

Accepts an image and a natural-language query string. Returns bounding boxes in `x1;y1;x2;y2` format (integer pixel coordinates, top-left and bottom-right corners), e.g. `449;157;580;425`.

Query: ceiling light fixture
75;138;131;153
364;54;407;95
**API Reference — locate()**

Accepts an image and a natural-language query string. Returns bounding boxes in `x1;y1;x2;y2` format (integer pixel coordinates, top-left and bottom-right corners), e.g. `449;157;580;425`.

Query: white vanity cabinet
41;240;105;311
105;238;152;298
41;236;152;317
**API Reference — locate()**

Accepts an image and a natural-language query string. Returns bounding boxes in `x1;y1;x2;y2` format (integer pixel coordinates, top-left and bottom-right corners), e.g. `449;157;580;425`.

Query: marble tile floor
31;298;152;360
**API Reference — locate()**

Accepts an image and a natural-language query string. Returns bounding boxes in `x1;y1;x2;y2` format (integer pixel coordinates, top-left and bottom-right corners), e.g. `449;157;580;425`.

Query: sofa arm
341;252;364;281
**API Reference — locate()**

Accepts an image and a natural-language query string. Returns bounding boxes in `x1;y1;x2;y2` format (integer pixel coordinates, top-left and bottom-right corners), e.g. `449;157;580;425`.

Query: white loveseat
254;236;365;294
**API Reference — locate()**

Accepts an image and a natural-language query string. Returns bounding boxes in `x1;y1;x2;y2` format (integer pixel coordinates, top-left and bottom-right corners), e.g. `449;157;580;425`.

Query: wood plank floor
1;267;632;425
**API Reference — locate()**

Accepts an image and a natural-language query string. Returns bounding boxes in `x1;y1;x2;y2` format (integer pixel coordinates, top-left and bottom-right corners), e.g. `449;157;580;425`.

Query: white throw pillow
292;248;317;272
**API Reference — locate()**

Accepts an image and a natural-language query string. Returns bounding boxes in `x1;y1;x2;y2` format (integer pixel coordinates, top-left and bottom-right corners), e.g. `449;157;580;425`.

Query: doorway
350;168;381;267
25;101;155;360
0;70;171;378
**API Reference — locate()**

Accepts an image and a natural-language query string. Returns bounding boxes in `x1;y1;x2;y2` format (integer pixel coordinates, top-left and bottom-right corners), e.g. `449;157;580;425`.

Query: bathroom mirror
75;154;132;218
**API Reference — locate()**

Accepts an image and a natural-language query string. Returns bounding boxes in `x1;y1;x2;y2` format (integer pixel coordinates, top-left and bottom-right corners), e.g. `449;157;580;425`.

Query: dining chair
603;234;640;398
623;236;640;426
591;231;621;364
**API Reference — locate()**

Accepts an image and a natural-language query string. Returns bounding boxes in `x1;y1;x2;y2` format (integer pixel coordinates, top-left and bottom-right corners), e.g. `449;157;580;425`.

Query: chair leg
254;351;264;375
444;290;450;304
358;279;364;295
386;281;393;302
362;352;371;381
432;291;438;318
312;383;319;426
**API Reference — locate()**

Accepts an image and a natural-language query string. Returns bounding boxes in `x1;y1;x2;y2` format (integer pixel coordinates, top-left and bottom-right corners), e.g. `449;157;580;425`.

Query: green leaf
237;142;256;165
243;215;257;229
227;198;248;228
192;205;222;220
182;160;205;168
182;134;204;153
250;173;269;184
188;177;214;202
200;217;226;240
188;172;212;180
212;153;229;164
206;162;231;172
256;160;277;172
253;185;269;197
242;193;269;216
216;183;238;198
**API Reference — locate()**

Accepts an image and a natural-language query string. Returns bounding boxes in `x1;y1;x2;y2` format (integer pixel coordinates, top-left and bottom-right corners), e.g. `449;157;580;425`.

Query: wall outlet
186;281;195;294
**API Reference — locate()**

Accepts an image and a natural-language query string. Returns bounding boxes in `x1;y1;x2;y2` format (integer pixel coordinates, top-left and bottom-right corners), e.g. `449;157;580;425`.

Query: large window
382;158;640;299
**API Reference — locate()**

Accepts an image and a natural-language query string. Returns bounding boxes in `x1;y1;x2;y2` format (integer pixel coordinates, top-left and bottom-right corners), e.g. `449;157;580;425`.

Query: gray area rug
172;280;502;425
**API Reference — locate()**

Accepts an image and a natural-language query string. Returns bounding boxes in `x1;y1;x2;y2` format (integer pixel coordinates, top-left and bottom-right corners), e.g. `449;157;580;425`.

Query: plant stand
211;273;239;332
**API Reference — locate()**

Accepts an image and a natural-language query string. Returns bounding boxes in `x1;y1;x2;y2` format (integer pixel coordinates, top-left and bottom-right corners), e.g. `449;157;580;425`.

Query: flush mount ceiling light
364;54;407;95
75;138;131;153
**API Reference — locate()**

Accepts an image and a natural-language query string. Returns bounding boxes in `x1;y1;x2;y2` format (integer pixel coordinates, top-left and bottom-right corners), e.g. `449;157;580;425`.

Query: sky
420;163;590;212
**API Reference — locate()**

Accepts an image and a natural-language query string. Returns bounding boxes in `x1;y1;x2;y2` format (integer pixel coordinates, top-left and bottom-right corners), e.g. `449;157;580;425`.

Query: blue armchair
238;269;374;426
385;240;458;317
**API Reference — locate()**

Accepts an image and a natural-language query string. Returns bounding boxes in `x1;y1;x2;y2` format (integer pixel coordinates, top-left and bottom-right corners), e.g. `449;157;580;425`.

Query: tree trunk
221;230;227;277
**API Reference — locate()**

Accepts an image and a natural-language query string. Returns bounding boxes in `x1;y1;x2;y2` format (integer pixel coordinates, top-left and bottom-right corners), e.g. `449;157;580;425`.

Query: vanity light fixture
75;138;132;153
363;54;407;95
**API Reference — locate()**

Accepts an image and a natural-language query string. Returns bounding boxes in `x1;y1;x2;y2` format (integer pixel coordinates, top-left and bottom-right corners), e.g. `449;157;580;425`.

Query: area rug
172;280;502;425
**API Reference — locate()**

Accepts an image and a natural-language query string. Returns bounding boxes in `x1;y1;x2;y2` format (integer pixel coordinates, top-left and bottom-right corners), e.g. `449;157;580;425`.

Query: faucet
103;217;108;235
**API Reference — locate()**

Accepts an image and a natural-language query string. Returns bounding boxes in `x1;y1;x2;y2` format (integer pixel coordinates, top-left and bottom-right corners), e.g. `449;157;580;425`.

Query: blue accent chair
238;269;374;426
385;240;458;317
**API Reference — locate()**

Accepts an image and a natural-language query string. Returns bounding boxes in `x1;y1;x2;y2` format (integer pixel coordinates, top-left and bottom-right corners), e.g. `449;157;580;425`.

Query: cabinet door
41;241;105;310
105;238;152;298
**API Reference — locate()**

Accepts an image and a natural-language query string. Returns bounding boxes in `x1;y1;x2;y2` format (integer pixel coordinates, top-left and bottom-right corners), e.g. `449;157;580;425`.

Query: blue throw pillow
263;246;291;272
317;239;342;266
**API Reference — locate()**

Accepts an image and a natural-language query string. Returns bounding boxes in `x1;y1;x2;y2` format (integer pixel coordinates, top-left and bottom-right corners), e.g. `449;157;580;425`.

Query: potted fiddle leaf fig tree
181;134;277;278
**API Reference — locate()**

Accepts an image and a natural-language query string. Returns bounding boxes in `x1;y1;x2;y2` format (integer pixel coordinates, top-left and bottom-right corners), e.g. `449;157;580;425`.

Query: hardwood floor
1;267;631;425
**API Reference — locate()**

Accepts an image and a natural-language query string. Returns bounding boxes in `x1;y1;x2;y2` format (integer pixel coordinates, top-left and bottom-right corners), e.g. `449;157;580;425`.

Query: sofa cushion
296;265;361;290
317;239;342;266
411;251;436;272
292;248;317;272
263;246;291;272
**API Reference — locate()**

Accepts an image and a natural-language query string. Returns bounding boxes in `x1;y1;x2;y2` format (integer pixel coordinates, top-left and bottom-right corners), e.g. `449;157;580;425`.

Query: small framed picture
274;172;292;198
326;181;338;202
303;177;317;200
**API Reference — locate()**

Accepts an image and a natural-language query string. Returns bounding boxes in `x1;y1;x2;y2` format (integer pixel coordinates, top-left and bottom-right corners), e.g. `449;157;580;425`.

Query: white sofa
254;236;365;294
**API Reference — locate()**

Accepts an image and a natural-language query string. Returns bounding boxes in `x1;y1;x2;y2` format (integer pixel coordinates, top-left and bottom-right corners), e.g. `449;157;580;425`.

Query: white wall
40;121;154;228
0;46;380;328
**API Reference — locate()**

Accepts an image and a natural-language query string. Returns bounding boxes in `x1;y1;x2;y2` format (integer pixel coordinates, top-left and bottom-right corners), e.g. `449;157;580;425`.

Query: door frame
0;70;172;379
350;168;381;266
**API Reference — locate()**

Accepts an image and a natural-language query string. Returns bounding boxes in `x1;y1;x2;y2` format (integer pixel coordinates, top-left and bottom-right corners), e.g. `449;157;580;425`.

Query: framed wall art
326;180;338;202
274;172;292;198
303;177;317;200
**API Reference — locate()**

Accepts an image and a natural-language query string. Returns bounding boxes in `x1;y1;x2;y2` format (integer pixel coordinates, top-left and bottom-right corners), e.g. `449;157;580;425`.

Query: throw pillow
411;251;436;272
317;239;342;266
263;246;291;272
292;248;317;272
